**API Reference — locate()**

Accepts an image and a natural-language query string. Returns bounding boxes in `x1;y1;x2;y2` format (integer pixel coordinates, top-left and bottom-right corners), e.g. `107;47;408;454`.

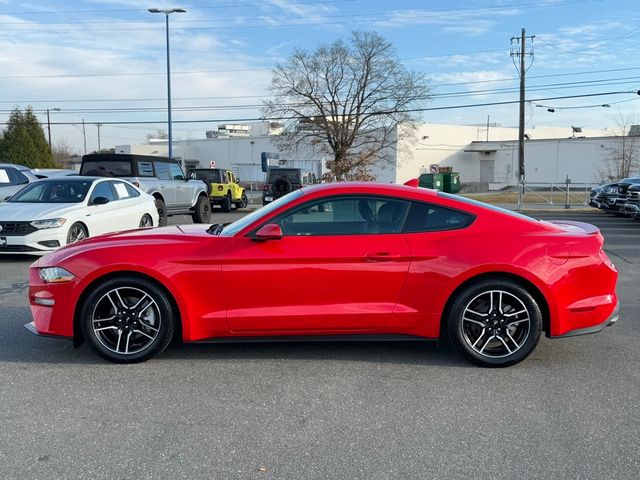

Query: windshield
220;189;304;236
9;180;93;203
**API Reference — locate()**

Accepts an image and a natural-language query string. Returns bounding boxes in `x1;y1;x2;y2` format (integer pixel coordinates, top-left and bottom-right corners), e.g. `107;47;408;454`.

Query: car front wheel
79;276;176;363
235;191;248;209
155;198;168;227
446;278;542;367
192;195;211;223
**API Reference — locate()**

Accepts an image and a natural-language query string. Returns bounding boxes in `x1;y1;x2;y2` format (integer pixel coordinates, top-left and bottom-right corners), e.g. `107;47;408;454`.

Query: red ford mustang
26;182;619;367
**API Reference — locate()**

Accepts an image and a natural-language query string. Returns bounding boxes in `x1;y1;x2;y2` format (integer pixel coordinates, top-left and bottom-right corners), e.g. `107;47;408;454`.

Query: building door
480;159;495;183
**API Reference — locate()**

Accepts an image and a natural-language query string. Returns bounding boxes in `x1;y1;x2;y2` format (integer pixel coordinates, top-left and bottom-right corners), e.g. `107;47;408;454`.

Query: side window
12;169;29;185
89;181;116;203
403;202;473;233
168;163;185;180
0;168;12;185
274;196;409;236
125;183;141;197
154;162;171;180
137;161;154;177
112;181;135;200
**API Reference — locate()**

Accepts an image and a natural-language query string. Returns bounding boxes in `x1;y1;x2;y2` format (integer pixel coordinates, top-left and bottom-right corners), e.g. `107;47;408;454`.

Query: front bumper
0;228;67;255
553;301;619;338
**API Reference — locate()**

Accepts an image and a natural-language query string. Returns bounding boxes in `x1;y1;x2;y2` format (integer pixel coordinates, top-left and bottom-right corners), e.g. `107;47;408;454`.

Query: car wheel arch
439;271;551;339
72;270;184;348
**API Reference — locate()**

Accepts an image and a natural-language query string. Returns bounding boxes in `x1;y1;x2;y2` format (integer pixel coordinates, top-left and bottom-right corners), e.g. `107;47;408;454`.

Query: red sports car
26;183;619;367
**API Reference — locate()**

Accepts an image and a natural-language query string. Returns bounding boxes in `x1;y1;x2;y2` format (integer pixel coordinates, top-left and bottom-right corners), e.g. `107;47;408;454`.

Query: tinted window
9;168;29;185
154;162;171;180
80;160;132;177
10;180;92;203
276;196;409;236
168;163;185;180
90;181;116;203
137;161;154;177
438;192;541;224
125;183;141;197
403;202;473;233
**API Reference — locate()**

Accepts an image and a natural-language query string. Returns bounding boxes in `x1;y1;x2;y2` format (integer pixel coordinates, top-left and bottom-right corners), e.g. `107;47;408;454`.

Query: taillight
217;185;223;191
263;185;269;192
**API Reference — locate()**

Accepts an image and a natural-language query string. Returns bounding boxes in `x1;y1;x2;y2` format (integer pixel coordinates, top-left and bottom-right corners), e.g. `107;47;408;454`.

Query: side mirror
91;196;110;206
254;223;283;241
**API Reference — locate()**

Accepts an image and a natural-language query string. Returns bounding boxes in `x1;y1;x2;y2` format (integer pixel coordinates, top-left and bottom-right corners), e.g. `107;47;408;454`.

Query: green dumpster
418;173;444;191
442;172;461;193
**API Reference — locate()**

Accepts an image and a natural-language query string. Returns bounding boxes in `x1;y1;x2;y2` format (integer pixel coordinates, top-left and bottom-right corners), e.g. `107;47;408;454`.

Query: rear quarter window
403;201;474;233
137;161;154;177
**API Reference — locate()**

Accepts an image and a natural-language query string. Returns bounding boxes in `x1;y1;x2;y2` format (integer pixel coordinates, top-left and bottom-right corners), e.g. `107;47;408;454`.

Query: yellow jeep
189;168;248;212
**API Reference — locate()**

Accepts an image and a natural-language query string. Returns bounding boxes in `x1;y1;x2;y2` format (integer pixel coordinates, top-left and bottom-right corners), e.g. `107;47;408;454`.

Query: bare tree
263;31;430;181
600;117;640;181
52;139;77;168
146;129;168;142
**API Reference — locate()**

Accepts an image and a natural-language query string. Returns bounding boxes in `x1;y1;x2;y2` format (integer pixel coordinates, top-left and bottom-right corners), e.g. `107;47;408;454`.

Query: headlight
39;267;75;283
603;187;616;193
31;218;67;229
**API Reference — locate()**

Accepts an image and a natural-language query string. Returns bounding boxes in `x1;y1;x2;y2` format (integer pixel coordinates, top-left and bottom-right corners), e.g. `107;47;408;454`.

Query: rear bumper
552;301;619;338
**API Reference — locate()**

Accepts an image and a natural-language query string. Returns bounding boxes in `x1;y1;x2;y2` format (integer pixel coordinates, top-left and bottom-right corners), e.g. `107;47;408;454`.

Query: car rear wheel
221;192;232;212
67;222;88;244
192;194;211;223
446;278;542;367
155;198;167;227
139;214;153;228
79;276;175;363
235;192;248;209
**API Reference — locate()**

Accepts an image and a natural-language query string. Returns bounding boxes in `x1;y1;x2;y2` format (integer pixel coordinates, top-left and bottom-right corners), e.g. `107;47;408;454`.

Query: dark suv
262;168;317;205
80;153;210;226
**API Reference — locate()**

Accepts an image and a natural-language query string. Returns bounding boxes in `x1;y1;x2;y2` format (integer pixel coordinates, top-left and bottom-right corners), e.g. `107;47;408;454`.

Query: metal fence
516;181;599;207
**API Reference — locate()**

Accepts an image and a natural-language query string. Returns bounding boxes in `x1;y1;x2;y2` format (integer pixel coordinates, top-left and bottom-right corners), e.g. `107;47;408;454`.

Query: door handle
364;252;403;262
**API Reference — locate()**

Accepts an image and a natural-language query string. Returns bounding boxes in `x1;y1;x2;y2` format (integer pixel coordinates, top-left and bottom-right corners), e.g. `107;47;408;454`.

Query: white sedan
0;177;158;255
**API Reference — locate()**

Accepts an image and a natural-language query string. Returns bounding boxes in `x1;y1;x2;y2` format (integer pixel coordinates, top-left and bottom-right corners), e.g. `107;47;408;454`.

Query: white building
117;121;631;189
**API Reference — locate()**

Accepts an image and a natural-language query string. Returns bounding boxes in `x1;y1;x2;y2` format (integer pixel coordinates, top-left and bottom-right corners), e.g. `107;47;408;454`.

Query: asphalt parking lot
0;209;638;479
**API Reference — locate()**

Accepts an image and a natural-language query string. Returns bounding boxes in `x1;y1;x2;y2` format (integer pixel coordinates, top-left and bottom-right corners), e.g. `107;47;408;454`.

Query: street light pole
148;7;186;159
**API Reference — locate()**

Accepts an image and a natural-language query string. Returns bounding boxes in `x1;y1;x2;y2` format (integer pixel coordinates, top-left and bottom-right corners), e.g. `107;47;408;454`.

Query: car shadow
2;310;467;367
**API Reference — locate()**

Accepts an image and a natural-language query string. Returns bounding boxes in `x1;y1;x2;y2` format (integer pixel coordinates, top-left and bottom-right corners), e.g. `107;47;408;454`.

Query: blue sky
0;0;638;153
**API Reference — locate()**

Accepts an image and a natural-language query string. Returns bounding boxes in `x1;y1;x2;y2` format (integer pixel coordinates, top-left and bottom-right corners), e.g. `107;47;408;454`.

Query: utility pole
510;28;535;207
81;119;87;155
96;123;103;151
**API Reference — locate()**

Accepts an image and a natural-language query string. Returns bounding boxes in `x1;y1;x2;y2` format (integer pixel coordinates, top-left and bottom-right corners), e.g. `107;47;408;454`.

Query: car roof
300;181;439;198
0;163;30;170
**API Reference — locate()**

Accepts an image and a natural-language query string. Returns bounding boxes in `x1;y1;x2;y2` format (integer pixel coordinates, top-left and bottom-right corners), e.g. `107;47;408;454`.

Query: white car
0;163;39;200
0;177;159;255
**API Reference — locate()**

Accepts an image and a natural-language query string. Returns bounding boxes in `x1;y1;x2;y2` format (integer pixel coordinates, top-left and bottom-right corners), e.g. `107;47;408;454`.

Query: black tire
446;277;542;367
155;198;168;227
192;194;211;223
235;191;248;209
66;222;88;245
273;177;293;197
79;276;176;364
221;192;232;212
139;214;153;228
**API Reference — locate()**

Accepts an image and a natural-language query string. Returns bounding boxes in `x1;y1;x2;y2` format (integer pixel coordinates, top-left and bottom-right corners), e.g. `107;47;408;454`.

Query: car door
152;161;175;207
221;195;412;333
168;162;191;208
85;181;121;236
111;180;144;229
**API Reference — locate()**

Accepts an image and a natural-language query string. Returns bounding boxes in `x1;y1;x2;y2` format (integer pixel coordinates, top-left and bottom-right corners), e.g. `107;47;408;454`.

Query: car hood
37;224;229;267
0;202;81;221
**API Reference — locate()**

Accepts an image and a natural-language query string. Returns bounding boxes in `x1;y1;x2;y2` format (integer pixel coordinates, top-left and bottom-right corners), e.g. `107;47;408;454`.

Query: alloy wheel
91;287;161;355
461;289;531;359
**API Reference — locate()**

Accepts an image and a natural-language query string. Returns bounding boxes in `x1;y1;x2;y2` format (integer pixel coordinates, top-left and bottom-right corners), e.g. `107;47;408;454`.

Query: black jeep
262;168;317;205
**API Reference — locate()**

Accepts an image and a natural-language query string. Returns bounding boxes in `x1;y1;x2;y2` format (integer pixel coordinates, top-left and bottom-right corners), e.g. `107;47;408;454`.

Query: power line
3;90;635;126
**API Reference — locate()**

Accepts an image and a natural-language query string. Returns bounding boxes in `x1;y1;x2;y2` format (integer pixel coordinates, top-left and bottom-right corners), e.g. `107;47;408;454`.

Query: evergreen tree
0;106;55;168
